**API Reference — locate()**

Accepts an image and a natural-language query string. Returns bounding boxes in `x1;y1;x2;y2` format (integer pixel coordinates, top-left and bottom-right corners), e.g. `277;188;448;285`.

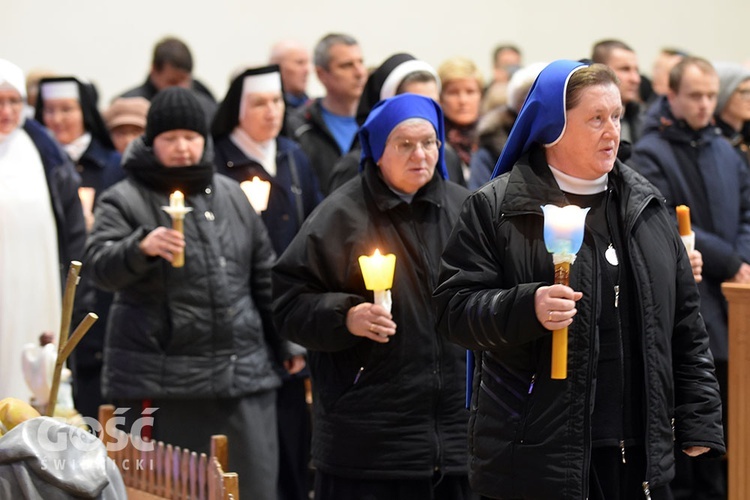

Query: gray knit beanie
145;87;207;145
714;62;750;115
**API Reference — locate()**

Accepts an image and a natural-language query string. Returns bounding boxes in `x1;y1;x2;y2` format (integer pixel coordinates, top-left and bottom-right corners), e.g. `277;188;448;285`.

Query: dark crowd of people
2;33;748;499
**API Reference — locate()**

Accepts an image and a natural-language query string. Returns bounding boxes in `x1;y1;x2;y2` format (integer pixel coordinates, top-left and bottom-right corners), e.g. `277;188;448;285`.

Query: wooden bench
98;405;239;499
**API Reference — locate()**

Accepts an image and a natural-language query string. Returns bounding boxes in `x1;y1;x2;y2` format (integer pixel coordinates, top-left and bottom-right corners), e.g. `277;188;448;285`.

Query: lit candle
162;190;193;268
240;177;272;214
357;249;396;313
675;205;694;252
541;204;590;380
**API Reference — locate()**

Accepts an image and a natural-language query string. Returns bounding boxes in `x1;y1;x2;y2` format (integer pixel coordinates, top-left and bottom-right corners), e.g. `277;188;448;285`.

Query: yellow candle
240;177;271;214
358;249;396;291
676;205;691;236
170;190;185;209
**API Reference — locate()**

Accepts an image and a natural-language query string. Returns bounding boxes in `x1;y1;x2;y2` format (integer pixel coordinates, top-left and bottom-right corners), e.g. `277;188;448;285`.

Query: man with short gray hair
287;33;366;195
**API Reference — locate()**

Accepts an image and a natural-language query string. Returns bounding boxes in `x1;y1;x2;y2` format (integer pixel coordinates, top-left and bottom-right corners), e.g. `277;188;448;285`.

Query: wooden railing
98;405;239;500
720;283;750;500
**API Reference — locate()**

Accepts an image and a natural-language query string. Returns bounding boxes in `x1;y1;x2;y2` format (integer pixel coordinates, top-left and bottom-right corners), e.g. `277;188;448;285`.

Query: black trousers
276;376;312;500
314;470;476;500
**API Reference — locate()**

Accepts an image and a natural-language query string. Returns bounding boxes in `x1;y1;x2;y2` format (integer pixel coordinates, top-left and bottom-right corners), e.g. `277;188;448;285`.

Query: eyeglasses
389;138;441;156
0;97;23;109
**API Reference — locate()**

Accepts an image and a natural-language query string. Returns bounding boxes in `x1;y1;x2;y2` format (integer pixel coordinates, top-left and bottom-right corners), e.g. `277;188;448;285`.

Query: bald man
270;39;311;110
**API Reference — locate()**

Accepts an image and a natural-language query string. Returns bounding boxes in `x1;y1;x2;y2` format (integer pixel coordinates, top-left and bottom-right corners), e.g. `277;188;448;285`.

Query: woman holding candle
273;93;472;499
212;64;322;500
433;61;724;499
84;87;291;500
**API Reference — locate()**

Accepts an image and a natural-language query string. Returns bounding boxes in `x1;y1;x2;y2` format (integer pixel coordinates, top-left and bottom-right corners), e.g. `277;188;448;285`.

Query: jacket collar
499;144;661;223
363;159;445;212
500;145;567;214
643;95;721;146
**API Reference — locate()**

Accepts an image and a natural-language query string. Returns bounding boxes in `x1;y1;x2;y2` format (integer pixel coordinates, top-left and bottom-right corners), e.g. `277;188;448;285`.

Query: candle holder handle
172;216;185;268
374;290;392;314
551;261;570;380
162;206;193;268
680;231;695;253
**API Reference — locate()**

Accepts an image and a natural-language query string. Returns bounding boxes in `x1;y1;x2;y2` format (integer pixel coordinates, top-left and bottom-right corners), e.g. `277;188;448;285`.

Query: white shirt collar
63;132;92;163
548;164;608;194
229;128;277;176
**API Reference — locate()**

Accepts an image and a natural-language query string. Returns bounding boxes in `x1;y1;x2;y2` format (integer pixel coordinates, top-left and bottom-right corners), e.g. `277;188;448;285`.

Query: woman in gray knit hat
713;61;750;164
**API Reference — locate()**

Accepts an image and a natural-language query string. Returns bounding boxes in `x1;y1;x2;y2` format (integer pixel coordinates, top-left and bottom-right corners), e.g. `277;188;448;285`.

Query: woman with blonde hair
438;57;483;180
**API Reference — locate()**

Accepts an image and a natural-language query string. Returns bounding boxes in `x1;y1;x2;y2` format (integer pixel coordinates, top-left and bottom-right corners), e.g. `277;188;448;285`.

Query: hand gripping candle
357;249;396;313
541;204;590;379
162;190;193;268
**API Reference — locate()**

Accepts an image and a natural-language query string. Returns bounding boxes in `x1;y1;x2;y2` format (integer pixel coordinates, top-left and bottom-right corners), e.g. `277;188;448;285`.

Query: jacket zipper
642;481;652;499
606;188;628;464
408;214;443;473
582;235;599;499
626;193;657;491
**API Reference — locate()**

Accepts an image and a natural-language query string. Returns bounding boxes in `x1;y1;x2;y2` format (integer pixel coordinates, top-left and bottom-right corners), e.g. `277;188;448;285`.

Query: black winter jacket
286;99;347;195
273;165;471;479
84;140;283;400
433;146;725;499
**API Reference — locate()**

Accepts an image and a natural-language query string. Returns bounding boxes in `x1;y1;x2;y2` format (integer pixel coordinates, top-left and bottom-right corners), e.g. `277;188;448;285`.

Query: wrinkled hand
689;249;703;283
535;284;583;330
346;303;397;343
683;446;710;457
139;227;185;263
283;355;306;375
729;262;750;284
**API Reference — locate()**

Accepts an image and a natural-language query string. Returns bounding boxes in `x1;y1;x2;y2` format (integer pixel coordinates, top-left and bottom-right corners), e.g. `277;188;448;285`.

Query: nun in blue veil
434;60;724;499
272;93;473;499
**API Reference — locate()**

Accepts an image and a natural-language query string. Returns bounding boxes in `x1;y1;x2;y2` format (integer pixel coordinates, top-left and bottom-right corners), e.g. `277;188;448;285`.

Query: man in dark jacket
434;60;724;499
118;36;217;123
631;56;749;499
273;94;472;499
85;87;290;500
285;33;366;195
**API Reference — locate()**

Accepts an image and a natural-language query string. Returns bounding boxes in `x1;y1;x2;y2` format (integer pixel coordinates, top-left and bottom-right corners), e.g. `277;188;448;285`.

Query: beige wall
4;0;748;105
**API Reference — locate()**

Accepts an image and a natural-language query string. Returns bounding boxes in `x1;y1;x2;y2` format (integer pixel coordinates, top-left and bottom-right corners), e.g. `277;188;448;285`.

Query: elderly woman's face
440;78;482;125
0;89;24;135
153;129;205;167
377;119;439;195
42;98;85;145
545;83;622;180
239;90;285;142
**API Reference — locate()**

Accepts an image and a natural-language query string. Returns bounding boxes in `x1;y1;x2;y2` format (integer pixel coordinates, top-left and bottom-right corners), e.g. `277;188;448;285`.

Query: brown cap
103;96;150;131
